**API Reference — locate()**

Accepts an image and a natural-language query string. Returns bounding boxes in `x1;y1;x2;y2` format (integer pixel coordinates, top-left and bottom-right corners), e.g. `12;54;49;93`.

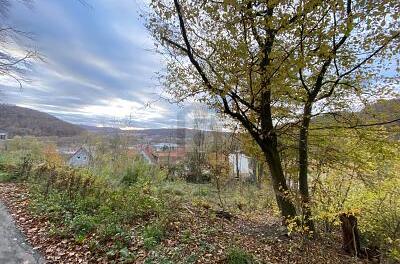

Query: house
153;143;179;151
137;144;186;167
0;130;7;141
139;145;157;165
68;146;92;167
154;147;186;167
229;152;254;180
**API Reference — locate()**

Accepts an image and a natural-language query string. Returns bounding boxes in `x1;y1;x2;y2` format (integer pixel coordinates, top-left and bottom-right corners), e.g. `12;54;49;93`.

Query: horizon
1;1;398;130
1;0;195;129
1;103;227;131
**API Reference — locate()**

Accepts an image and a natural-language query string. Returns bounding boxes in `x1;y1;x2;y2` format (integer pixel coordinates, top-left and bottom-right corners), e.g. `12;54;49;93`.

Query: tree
0;0;39;90
146;0;399;224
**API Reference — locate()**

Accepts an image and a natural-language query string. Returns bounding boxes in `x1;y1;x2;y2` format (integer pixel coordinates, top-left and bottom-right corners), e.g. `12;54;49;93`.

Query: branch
337;31;400;80
310;0;352;98
317;31;400;101
160;36;188;53
310;118;400;130
174;0;214;92
246;1;264;48
173;0;260;133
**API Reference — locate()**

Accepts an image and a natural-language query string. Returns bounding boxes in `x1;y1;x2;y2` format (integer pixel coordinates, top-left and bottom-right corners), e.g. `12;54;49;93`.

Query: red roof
155;147;186;158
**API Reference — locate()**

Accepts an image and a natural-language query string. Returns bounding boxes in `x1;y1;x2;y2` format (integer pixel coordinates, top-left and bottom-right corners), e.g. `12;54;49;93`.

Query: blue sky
1;0;187;129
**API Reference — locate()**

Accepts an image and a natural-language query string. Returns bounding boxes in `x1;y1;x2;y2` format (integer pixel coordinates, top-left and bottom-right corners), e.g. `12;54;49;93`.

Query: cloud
1;0;182;128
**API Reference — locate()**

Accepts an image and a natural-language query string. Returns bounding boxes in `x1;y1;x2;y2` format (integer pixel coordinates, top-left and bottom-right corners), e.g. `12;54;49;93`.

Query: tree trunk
257;90;297;221
257;162;263;189
235;152;240;181
339;213;361;257
298;102;315;232
262;142;297;220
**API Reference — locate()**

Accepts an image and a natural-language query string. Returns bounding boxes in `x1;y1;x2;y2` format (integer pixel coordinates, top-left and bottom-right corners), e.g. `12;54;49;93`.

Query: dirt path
0;202;44;264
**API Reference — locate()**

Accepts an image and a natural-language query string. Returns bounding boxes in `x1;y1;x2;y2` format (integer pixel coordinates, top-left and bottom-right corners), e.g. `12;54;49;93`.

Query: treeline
0;104;84;137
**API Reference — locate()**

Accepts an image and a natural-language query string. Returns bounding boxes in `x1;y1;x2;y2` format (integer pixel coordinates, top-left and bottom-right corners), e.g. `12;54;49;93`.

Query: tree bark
258;90;297;220
257;162;263;189
298;101;315;231
339;213;361;257
262;142;297;220
235;152;240;181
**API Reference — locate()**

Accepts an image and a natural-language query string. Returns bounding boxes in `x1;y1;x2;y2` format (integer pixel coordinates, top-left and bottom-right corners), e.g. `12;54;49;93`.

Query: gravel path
0;202;44;264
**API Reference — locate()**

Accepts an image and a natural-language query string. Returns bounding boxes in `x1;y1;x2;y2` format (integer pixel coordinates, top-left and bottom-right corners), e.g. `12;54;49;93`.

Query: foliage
142;222;166;250
4;136;45;164
310;126;400;260
226;248;254;264
347;177;400;261
147;0;400;220
15;159;165;257
1;132;400;261
87;134;165;186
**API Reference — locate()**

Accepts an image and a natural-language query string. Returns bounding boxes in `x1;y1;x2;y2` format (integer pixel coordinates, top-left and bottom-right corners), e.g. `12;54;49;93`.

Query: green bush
0;171;12;182
346;177;400;261
26;162;164;247
226;248;254;264
142;222;165;250
121;166;139;186
120;159;161;187
70;214;98;236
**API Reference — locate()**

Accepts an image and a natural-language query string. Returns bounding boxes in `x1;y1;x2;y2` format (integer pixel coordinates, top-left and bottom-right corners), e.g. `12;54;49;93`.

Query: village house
68;146;92;167
0;130;8;141
154;147;186;167
138;144;186;167
153;143;179;151
139;145;157;165
229;152;255;181
137;144;260;182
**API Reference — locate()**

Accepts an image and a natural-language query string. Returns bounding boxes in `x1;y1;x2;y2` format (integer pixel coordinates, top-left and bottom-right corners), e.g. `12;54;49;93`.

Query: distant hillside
134;128;196;138
131;128;231;144
362;98;400;125
79;125;121;134
0;104;84;138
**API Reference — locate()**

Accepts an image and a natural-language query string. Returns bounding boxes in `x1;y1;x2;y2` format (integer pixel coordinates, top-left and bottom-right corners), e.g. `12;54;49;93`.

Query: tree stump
339;213;361;257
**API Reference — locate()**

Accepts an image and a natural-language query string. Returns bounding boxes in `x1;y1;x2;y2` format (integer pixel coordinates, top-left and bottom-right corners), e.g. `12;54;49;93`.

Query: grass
156;179;277;215
226;248;255;264
24;164;165;260
142;222;166;250
22;163;274;262
0;171;11;182
0;150;277;263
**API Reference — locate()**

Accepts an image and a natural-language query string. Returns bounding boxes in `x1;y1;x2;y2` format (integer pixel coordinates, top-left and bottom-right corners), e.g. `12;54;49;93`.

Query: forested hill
0;104;84;138
363;98;400;125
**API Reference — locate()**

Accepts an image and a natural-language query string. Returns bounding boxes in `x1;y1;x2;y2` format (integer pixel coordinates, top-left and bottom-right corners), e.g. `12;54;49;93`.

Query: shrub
346;177;400;261
69;214;98;236
121;166;139;186
142;222;165;250
27;162;164;248
226;248;254;264
0;171;12;182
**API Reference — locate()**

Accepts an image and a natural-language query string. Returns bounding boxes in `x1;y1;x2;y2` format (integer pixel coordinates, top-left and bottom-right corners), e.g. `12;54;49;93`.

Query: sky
1;0;192;129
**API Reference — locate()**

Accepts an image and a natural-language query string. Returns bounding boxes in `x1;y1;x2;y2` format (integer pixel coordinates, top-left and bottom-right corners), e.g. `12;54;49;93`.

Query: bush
0;171;12;182
226;248;254;264
142;222;165;250
120;159;163;187
346;177;400;261
12;154;33;181
121;166;139;186
69;214;98;236
27;162;164;248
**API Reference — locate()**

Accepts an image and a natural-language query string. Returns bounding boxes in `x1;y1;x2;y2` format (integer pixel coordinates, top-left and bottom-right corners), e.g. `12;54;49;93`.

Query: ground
0;202;44;264
0;183;364;264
